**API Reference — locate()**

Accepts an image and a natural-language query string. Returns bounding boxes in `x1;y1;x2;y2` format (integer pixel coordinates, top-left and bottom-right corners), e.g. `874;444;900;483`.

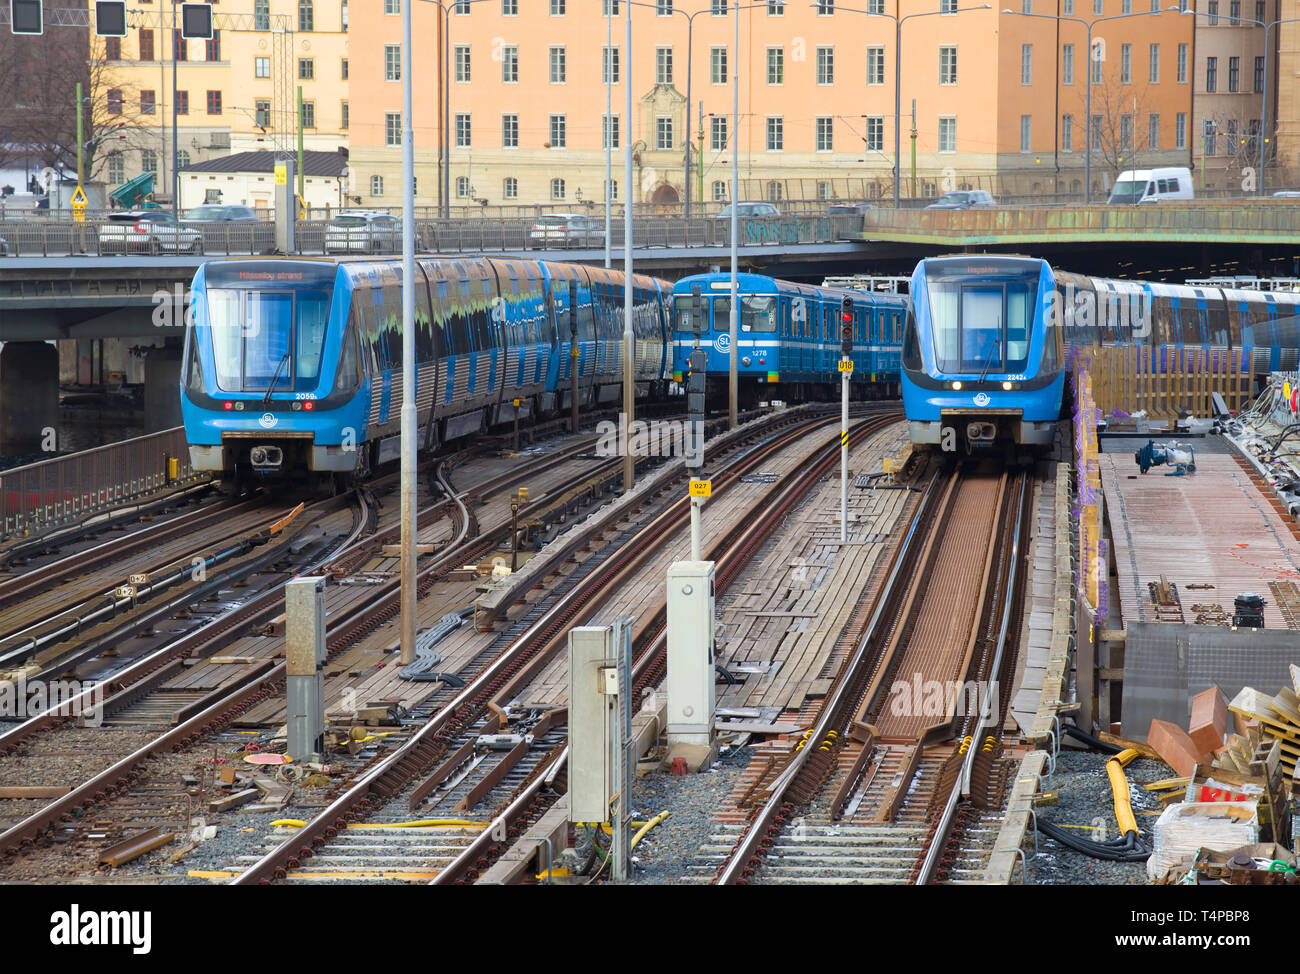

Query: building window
207;90;222;115
1093;0;1102;13
1120;113;1133;151
1226;119;1238;154
816;47;834;85
1248;118;1260;156
550;114;566;147
712;0;727;13
1122;0;1131;11
551;178;565;200
1177;44;1188;83
385;45;400;81
602;0;616;11
604;47;619;85
504;0;518;12
455;45;470;83
341;101;349;129
550;46;566;84
502;114;518;147
299;0;314;32
502;46;518;83
816;116;833;151
300;101;315;128
939;46;957;85
255;56;270;78
550;0;564;13
107;89;123;115
371;175;384;196
1206;0;1217;24
206;30;220;62
941;0;956;11
1062;44;1074;85
174;30;186;62
1206;56;1217;92
1228;56;1239;93
1176;112;1187;149
656;47;673;85
138;28;154;61
384;0;397;12
711;47;727;85
107;152;124;184
456;176;470;199
503;176;518;199
1063;0;1072;11
938;116;955;152
1149;44;1159;84
767;47;784;85
656;116;674;150
104;37;122;60
710;116;727;150
1148;113;1159;149
453;0;470;12
766;116;783;151
299;58;314;81
255;0;269;29
868;0;883;10
1091;49;1102;85
1120;44;1131;85
1022;0;1032;10
141;90;156;115
657;0;672;13
712;180;727;201
867;46;884;85
605;179;618;200
1256;0;1264;19
178;150;192;171
1230;0;1241;20
1091;113;1102;148
767;0;783;14
1021;44;1032;85
455;113;471;147
341;58;348;80
866;116;883;151
1203;119;1215;155
603;114;620;149
1020;114;1031;152
815;0;833;12
141;149;157;175
766;180;784;201
386;112;401;146
1062;114;1073;152
255;100;271;127
1254;55;1264;93
176;90;189;115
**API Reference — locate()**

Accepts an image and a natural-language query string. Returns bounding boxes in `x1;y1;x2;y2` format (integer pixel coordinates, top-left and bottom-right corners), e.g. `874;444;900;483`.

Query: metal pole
728;0;739;428
76;82;83;187
444;5;450;219
840;364;848;545
684;14;692;221
399;0;418;666
297;86;305;205
1261;21;1271;193
623;0;635;494
894;16;901;209
690;497;702;561
171;0;179;221
1085;23;1093;204
605;8;612;268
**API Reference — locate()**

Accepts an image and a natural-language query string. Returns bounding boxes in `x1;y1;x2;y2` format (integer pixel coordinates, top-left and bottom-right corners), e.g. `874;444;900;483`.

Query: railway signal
94;0;125;36
840;296;854;356
180;2;213;39
9;0;42;34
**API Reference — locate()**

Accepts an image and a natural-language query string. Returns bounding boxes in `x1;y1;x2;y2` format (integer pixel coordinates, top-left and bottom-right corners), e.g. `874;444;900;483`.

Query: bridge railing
0;427;201;539
859;201;1300;238
0;215;859;257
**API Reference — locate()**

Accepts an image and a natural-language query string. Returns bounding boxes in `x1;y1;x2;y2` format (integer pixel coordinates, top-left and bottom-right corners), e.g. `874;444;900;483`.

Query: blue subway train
181;257;671;490
902;255;1300;453
670;272;907;405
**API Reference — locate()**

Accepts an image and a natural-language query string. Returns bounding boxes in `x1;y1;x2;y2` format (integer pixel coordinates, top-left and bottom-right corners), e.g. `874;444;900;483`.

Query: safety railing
0;427;201;538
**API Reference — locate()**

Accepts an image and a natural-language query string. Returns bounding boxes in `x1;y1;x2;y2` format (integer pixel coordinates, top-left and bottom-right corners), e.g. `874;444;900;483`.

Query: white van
1107;167;1194;204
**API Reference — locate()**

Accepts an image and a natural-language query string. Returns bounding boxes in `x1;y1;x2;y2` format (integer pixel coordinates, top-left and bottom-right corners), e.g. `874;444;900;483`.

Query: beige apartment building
89;0;349;204
1193;3;1270;190
345;0;1196;210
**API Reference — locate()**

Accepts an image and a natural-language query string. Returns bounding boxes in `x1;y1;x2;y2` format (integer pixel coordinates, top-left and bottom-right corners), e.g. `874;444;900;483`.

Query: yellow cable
1107;747;1141;837
630;810;671;850
269;818;484;830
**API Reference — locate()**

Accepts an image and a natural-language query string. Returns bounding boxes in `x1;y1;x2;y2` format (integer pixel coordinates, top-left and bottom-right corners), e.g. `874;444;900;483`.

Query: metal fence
0;427;201;538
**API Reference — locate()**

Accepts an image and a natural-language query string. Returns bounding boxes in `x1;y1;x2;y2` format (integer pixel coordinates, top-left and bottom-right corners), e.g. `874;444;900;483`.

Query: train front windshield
207;288;331;393
927;277;1035;374
673;294;777;333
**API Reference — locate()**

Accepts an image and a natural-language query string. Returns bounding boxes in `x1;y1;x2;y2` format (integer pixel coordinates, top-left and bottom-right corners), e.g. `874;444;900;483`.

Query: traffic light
9;0;42;35
690;284;703;336
687;348;708;437
180;2;213;39
94;1;126;36
840;296;854;356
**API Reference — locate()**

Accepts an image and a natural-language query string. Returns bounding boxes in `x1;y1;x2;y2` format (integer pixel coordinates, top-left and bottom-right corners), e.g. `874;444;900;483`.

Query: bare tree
1080;75;1159;191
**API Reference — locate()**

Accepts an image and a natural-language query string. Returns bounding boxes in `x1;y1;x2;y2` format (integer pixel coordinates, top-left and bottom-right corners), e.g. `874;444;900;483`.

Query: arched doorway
650;183;679;204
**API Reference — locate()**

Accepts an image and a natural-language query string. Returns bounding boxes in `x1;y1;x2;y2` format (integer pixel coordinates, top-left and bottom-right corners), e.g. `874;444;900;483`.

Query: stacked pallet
1222;664;1300;787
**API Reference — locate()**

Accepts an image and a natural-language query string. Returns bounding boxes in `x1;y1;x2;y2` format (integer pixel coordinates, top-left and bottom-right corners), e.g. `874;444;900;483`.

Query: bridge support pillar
144;344;183;432
0;341;58;455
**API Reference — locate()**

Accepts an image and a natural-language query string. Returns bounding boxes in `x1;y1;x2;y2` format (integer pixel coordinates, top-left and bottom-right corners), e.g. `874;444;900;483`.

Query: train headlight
741;356;752;366
1002;381;1013;391
292;401;302;411
951;381;963;391
234;401;245;411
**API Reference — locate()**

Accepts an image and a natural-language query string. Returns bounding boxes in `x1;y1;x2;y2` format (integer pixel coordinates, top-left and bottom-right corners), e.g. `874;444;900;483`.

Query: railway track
709;463;1033;885
229;405;904;885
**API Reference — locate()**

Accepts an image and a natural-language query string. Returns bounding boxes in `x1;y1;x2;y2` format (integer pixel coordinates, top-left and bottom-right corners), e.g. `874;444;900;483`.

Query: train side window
1150;295;1174;344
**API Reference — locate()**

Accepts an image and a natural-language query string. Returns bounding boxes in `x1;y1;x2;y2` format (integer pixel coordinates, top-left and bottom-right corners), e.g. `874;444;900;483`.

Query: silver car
98;210;202;254
325;211;400;254
528;214;605;248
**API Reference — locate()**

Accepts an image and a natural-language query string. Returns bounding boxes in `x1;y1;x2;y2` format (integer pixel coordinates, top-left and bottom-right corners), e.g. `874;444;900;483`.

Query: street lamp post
836;3;991;210
400;0;417;664
623;0;636;494
1007;6;1186;203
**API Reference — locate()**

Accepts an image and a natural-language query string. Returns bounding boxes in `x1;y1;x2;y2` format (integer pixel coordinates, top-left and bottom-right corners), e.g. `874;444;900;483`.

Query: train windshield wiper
263;352;290;405
976;334;1001;385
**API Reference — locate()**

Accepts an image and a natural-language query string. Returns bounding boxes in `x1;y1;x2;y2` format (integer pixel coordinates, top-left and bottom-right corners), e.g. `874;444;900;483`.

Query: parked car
1272;190;1300;199
924;191;996;210
527;214;605;248
98;210;202;254
183;205;261;222
715;202;781;219
325;210;400;254
826;203;876;215
1107;167;1194;204
183;204;272;254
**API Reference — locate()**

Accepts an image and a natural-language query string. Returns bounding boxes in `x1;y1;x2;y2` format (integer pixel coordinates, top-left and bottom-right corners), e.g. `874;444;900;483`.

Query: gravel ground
612;745;754;885
1024;746;1170;885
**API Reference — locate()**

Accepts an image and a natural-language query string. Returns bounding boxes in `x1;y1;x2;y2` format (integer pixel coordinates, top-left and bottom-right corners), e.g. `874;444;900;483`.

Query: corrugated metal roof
1101;452;1300;629
180;150;347;178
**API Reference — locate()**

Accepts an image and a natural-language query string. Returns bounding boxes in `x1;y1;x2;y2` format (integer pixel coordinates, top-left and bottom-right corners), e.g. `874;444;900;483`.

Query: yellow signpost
837;359;853;374
71;185;87;224
689;479;712;498
274;164;288;186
